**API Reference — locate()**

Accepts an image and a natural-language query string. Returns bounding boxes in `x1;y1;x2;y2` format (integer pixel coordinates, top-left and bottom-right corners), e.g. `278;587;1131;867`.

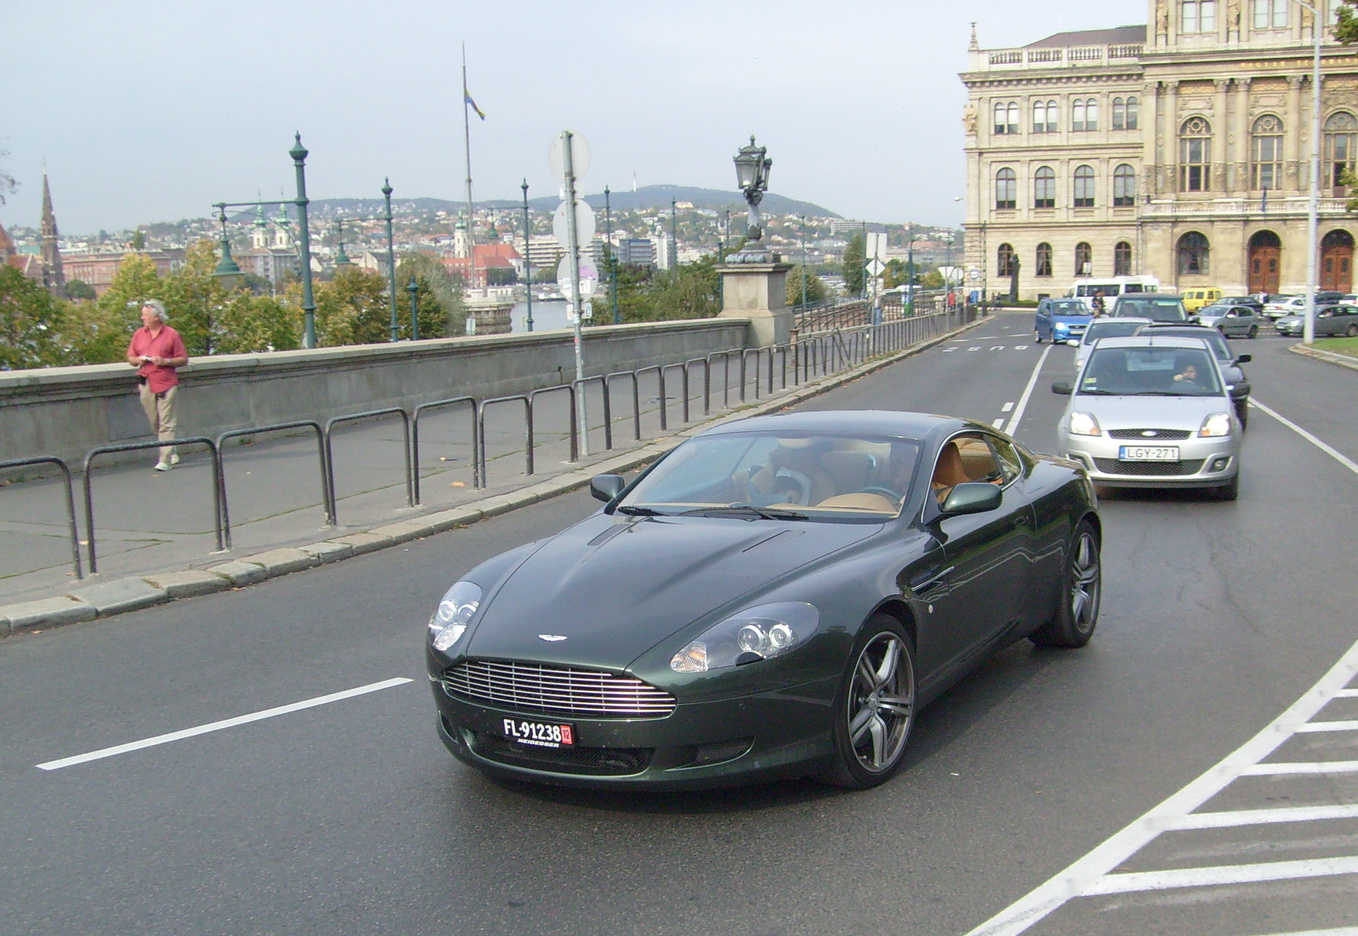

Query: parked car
426;410;1102;790
1110;292;1188;323
1192;303;1261;338
1053;335;1241;500
1263;292;1344;320
1275;303;1358;338
1182;287;1222;312
1218;296;1265;313
1072;316;1154;375
1138;323;1252;428
1035;297;1094;344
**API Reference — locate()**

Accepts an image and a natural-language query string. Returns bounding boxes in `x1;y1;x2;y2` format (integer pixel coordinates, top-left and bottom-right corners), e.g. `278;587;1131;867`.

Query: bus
1066;275;1160;312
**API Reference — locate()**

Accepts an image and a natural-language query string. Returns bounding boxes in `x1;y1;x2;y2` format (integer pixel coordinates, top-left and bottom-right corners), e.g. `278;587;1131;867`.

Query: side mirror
1066;338;1080;346
1052;381;1073;395
939;482;1003;516
1235;353;1252;364
590;474;626;503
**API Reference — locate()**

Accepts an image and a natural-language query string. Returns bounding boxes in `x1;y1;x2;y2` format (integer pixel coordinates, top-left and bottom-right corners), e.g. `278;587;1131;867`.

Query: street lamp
799;214;807;310
407;275;420;342
521;179;533;333
605;185;619;324
383;179;397;342
332;220;353;268
289;134;318;349
1290;0;1323;345
730;136;772;261
212;204;243;291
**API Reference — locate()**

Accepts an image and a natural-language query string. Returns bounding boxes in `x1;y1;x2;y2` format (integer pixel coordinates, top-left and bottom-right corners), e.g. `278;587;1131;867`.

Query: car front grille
467;728;654;776
1093;458;1206;476
442;659;677;718
1107;428;1193;440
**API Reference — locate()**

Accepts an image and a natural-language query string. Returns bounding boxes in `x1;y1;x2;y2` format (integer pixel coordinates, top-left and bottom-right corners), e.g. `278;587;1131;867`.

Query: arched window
1034;166;1056;208
996;168;1017;209
1180;117;1212;191
1043;100;1058;133
1073;98;1099;133
1075;242;1092;276
1126;96;1139;130
1113;164;1137;206
1112;98;1126;130
997;243;1017;277
993;102;1011;135
1114;241;1133;276
1182;1;1217;33
1324;111;1358;192
1084;98;1099;132
1033;100;1046;134
1251;114;1284;191
1036;242;1053;277
1073;165;1096;208
1178;231;1211;275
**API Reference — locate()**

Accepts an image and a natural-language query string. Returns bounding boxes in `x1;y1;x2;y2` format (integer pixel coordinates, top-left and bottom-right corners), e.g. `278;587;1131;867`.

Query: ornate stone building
961;0;1358;301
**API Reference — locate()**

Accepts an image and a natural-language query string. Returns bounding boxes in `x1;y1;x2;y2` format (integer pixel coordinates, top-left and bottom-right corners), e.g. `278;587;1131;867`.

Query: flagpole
462;43;474;252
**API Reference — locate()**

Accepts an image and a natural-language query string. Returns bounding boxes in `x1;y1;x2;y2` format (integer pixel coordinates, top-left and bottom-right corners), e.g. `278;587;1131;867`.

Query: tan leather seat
931;442;969;503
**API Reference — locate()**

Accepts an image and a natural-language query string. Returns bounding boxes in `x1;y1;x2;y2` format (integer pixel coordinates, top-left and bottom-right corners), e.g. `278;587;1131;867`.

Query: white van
1067;276;1161;313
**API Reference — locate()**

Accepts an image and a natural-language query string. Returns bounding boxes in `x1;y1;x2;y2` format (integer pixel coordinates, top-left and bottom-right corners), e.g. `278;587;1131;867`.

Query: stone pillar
717;262;792;347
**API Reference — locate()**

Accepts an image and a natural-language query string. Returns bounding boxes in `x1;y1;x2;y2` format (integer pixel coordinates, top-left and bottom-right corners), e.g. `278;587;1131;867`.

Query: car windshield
620;432;923;520
1079;346;1223;396
1082;319;1150;346
1197;304;1231;316
1114;297;1187;322
1049;300;1087;316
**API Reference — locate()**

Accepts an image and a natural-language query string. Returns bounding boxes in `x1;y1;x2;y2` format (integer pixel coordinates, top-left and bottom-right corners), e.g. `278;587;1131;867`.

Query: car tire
1348;324;1358;338
1030;519;1100;649
1248;325;1258;339
820;614;916;789
1236;400;1249;429
1213;473;1240;502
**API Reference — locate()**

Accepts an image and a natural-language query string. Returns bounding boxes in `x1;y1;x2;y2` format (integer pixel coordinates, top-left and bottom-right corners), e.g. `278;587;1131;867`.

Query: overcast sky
2;0;1148;235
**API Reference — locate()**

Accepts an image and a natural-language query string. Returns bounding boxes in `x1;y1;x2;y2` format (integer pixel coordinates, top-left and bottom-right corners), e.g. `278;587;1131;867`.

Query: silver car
1192;303;1260;338
1275;303;1358;338
1053;335;1241;500
1071;316;1153;376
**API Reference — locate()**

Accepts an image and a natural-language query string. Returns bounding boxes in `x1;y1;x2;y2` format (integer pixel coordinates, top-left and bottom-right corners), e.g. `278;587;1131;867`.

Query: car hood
1277;315;1303;325
1070;393;1233;429
464;514;881;668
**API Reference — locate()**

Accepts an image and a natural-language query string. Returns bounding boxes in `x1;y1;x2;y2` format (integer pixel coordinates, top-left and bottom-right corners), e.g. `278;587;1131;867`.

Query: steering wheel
858;485;903;501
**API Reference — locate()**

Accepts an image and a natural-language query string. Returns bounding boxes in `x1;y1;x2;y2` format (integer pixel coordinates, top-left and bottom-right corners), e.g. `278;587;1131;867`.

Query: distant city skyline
2;0;1147;235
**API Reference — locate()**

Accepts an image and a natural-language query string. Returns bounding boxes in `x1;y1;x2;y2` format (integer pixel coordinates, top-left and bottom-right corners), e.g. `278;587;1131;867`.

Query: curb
0;319;983;636
1289;342;1358;372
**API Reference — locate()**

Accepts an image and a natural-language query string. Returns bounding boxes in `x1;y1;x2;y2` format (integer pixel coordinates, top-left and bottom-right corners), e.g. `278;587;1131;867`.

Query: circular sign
552;200;596;246
548;131;591;182
557;255;599;300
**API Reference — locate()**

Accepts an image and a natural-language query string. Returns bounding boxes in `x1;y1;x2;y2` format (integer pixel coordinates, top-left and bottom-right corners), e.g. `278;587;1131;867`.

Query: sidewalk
0;318;985;637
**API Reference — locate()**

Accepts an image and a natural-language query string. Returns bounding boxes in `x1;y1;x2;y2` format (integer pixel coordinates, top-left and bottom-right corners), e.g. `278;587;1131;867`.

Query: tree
785;264;826;306
159;240;226;355
67;252;164;364
0;147;15;205
842;232;866;297
312;266;393;346
0;267;69;369
395;253;464;337
212;293;301;353
641;256;721;321
1336;0;1358;44
65;279;97;301
129;230;146;251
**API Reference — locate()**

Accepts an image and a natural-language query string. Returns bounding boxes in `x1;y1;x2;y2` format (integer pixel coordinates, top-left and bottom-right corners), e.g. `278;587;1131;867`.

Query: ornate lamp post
729;136;772;262
212;204;243;291
289;134;318;349
383;179;397;342
521;179;533;332
407;275;420;342
799;214;807;310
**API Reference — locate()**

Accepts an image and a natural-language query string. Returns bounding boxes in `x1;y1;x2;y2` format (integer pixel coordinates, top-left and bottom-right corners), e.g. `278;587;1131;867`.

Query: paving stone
415;507;482;534
366;520;432;545
206;560;268;586
3;596;98;634
242;548;319;577
142;570;231;599
327;532;391;555
70;578;169;615
299;541;353;564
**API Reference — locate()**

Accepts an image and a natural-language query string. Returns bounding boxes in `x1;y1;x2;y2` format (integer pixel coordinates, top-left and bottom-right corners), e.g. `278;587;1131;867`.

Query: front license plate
501;717;575;748
1119;445;1180;462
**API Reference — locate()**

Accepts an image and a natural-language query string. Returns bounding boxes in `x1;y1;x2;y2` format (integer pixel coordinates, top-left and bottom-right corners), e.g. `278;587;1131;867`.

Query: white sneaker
169;452;180;465
155;461;172;472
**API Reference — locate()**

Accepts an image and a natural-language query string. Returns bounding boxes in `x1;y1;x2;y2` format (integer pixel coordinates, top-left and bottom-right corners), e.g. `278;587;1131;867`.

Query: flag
464;89;485;120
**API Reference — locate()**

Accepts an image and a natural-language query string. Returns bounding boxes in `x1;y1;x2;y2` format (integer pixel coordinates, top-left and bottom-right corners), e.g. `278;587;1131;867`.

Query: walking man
127;300;189;471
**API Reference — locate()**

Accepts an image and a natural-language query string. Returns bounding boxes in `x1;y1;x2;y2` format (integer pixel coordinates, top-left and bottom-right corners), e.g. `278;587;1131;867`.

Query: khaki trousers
139;383;178;464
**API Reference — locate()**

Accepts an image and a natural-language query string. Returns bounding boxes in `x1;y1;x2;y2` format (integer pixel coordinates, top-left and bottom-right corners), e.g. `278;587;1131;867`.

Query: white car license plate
502;717;575;748
1119;445;1180;462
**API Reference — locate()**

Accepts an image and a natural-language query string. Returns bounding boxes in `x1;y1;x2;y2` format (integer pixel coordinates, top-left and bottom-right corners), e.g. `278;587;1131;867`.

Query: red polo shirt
128;326;188;394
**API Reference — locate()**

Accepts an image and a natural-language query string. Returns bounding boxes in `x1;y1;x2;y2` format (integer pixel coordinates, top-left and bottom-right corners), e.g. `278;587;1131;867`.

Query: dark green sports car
426;410;1101;791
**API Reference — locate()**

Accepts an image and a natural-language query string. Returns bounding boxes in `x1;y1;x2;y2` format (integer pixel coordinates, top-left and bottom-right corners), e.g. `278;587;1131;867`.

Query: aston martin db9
426;411;1101;791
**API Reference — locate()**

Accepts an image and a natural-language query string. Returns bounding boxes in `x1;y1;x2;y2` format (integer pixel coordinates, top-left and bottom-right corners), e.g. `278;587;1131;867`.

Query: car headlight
1068;411;1101;437
670;601;820;673
1199;412;1233;437
429;581;481;652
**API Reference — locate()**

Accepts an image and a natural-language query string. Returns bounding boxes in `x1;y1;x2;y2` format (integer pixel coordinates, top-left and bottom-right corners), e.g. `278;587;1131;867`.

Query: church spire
40;173;66;298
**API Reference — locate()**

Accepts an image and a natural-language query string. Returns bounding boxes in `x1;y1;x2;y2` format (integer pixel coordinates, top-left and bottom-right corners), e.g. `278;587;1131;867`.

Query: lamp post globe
732;135;772;250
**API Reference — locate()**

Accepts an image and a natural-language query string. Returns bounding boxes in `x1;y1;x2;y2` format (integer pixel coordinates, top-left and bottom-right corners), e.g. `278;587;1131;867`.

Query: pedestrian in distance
1092;290;1107;316
126;299;189;471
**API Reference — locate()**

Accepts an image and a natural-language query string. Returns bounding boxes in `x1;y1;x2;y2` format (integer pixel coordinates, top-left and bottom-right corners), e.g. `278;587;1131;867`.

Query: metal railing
0;456;82;579
412;396;478;504
217;420;330;548
324;408;413;523
82;437;222;574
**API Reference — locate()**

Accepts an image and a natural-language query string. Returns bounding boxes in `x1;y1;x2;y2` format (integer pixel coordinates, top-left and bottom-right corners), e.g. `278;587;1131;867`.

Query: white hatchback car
1053;335;1242;500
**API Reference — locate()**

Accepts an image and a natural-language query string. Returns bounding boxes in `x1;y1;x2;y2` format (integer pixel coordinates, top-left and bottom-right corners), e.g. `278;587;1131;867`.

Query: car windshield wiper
617;504;666;516
681;503;809;521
